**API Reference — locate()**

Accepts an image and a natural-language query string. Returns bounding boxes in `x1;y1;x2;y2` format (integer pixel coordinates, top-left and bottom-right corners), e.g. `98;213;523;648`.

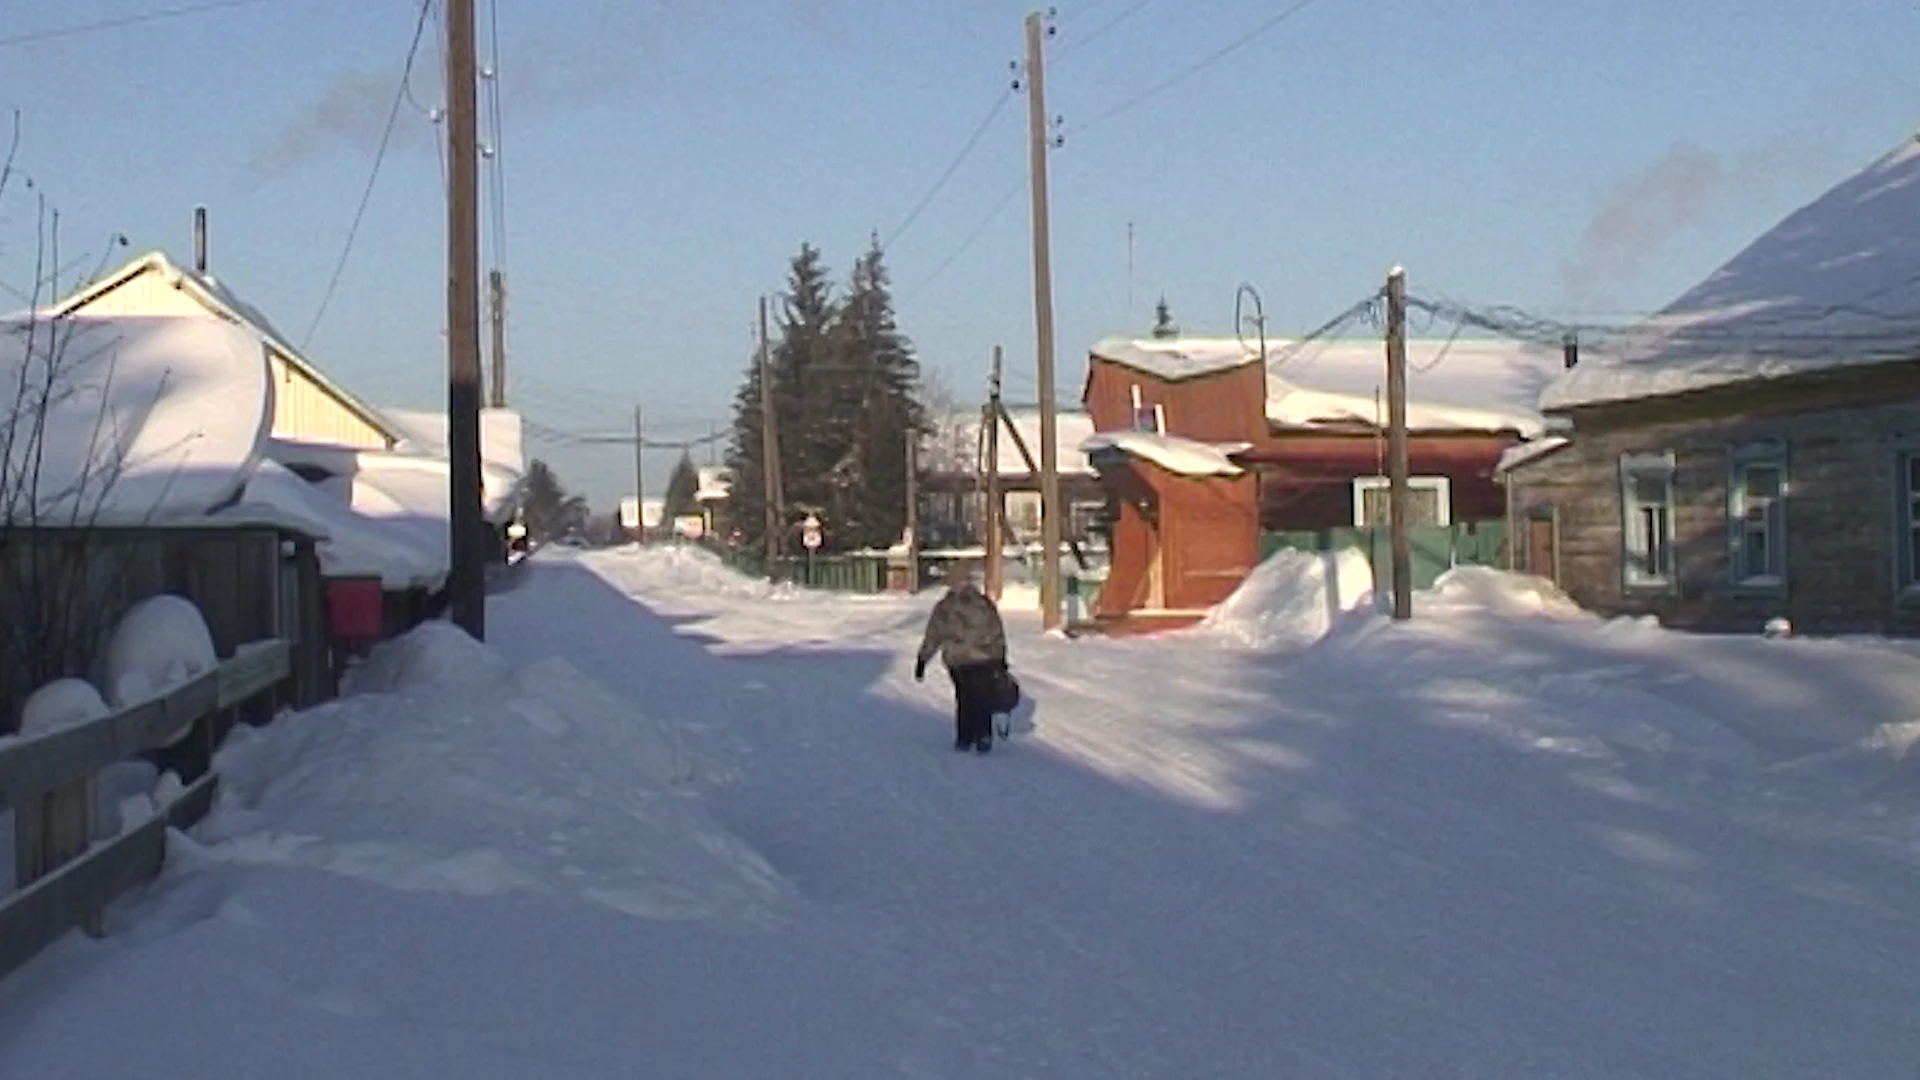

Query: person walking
914;563;1009;753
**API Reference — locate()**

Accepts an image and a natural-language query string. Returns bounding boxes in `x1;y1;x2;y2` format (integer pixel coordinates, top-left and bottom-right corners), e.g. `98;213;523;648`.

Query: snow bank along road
6;546;1920;1078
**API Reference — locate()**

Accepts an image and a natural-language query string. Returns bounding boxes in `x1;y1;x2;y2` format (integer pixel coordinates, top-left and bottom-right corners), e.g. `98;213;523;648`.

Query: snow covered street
8;546;1920;1077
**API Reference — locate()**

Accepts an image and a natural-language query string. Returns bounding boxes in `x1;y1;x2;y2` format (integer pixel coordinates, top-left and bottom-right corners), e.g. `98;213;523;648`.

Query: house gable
53;252;399;451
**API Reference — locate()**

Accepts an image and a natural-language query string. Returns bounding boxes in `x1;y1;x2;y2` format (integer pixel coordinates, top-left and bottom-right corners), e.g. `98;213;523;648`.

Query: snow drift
1198;547;1376;651
199;620;780;923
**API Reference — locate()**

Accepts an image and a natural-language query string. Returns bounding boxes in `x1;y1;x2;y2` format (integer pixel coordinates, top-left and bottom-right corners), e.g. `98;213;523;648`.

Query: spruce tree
664;452;700;523
826;236;922;551
1152;295;1179;338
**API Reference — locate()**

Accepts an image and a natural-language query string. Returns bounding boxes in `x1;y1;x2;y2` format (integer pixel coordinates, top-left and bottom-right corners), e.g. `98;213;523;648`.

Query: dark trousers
948;661;1000;746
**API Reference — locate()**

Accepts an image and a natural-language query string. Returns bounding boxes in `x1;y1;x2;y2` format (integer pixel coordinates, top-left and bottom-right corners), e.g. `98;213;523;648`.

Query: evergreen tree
728;243;839;556
521;459;589;543
664;451;700;523
823;236;922;551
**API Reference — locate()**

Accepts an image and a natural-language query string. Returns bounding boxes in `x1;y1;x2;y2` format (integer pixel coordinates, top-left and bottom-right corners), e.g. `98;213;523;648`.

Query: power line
881;88;1013;253
900;177;1025;304
301;0;434;351
483;0;508;275
1054;0;1156;63
1074;0;1328;135
0;0;284;48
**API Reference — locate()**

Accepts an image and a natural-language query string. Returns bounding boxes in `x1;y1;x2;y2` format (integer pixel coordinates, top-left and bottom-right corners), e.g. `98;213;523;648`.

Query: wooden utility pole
1024;10;1063;631
983;345;1005;600
1385;267;1412;621
632;405;645;543
445;0;485;639
905;427;920;593
757;295;785;568
488;269;507;408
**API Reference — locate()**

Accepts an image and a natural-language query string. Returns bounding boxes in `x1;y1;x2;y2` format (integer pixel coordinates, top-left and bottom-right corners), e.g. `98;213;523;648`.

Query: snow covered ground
8;544;1920;1077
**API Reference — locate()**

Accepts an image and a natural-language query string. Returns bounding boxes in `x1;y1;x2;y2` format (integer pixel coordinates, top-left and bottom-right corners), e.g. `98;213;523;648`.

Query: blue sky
4;0;1919;507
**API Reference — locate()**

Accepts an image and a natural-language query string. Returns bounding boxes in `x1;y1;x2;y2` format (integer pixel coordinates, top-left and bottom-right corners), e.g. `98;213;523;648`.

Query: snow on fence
0;637;290;979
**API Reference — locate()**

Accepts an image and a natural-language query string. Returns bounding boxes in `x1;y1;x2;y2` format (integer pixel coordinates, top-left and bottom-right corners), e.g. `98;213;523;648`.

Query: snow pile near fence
1197;547;1376;651
575;543;796;606
196;620;786;924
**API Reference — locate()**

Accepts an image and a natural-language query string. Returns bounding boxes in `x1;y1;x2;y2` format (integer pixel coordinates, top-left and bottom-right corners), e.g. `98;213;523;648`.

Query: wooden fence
0;638;290;979
0;525;331;732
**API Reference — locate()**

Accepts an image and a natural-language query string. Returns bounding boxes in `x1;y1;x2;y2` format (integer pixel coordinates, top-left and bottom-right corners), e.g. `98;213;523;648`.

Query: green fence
1260;522;1507;592
769;554;889;593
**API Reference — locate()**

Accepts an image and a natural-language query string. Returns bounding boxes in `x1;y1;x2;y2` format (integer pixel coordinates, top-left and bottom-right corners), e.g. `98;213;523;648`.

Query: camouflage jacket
916;583;1007;670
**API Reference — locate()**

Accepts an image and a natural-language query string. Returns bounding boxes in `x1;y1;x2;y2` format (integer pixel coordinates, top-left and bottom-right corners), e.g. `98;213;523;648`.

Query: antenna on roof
192;205;208;273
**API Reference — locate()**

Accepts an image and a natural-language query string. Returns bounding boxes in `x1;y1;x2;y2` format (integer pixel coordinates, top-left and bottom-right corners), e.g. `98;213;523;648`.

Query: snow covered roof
1541;135;1920;412
1494;435;1572;474
1089;337;1262;382
0;313;272;525
920;407;1096;477
1265;338;1552;437
209;459;445;587
1089;333;1550;436
52;251;401;444
696;466;732;502
1081;431;1249;477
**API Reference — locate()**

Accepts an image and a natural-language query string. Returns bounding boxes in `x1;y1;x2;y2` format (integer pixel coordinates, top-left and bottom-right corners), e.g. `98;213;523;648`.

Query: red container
326;578;385;640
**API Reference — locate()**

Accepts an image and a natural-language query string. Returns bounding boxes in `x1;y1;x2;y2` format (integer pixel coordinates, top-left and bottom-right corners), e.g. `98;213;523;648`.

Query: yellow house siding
65;262;394;451
267;352;390;449
67;270;206;317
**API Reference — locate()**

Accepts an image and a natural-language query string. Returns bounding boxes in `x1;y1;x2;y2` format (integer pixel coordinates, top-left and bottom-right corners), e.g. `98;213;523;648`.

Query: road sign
801;514;822;550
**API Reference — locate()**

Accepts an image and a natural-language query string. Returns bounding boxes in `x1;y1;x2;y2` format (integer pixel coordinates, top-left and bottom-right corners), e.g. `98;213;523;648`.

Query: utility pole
757;295;785;569
632;405;645;543
905;427;920;593
488;269;507;408
983;345;1005;601
1385;266;1412;622
445;0;485;639
1024;10;1064;631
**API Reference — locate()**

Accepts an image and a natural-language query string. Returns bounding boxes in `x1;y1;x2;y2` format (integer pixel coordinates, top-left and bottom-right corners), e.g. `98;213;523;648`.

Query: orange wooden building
1080;335;1556;632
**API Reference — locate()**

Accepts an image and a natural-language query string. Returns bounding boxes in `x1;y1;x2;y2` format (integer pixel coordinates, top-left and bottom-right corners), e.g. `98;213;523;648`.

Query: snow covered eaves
50;251;403;445
1089;337;1263;382
1494;435;1571;474
0;312;272;525
208;459;448;588
1540;134;1920;413
1266;338;1552;437
1081;431;1249;477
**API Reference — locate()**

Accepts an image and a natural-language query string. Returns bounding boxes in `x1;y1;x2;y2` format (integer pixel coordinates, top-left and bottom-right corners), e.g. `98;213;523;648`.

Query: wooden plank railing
0;639;290;979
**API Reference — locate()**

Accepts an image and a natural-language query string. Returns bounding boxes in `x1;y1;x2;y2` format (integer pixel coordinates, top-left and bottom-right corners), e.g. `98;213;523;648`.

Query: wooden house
1081;335;1552;631
916;406;1106;550
1504;133;1920;635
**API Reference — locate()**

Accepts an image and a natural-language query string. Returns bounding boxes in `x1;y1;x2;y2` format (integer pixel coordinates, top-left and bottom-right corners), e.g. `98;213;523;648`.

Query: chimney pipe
1562;331;1578;370
193;206;208;273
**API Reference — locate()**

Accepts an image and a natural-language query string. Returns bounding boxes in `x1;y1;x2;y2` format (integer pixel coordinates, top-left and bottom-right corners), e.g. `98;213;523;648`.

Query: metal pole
984;345;1004;601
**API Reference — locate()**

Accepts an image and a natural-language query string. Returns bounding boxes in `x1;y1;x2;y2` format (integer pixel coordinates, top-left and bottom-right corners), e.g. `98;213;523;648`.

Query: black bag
987;664;1022;714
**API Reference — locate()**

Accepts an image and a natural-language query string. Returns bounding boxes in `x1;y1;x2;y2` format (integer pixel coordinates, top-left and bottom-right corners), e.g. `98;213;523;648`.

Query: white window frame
1127;385;1165;434
1350;475;1451;528
1620;451;1676;589
1727;442;1787;589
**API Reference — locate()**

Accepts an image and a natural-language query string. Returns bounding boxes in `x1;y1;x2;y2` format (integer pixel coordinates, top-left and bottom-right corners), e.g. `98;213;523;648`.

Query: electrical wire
900;178;1025;304
483;0;508;276
1054;0;1155;63
0;0;284;48
1073;0;1328;135
881;89;1013;253
301;0;433;351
